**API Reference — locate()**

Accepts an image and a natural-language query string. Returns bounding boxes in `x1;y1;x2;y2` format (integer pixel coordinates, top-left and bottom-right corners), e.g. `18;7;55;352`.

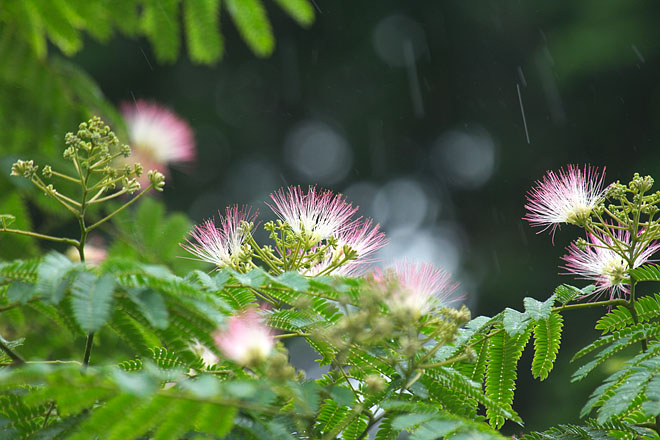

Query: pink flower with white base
181;206;255;268
268;186;357;245
307;219;387;276
524;165;606;237
121;100;195;184
562;230;660;300
214;310;274;365
374;261;460;315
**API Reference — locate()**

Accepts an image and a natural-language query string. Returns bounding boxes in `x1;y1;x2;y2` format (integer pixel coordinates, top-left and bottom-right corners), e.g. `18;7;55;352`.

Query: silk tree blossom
121;100;195;183
374;261;460;316
561;230;660;299
213;310;274;365
306;219;388;276
181;206;256;268
524;165;606;236
268;186;358;245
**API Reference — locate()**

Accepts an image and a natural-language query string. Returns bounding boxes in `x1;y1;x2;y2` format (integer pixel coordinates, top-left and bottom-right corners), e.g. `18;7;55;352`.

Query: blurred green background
2;0;660;434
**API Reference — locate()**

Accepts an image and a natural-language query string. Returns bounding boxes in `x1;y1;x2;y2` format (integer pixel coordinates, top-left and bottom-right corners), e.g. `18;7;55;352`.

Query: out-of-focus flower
268;186;357;245
190;339;219;369
562;230;660;300
213;310;274;365
524;165;606;236
181;206;255;268
120;100;195;184
374;260;459;316
307;219;387;276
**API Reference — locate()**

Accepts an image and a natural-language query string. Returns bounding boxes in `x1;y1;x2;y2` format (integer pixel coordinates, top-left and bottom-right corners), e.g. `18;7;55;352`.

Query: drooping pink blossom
307;219;388;276
374;261;460;315
267;186;358;244
561;230;660;300
121;100;195;183
524;165;606;237
213;309;274;365
181;206;256;268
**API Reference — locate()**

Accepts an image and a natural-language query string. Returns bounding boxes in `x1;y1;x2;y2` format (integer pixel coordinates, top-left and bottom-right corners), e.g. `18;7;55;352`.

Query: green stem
86;184;154;232
41;401;56;428
82;333;94;368
0;227;79;247
552;298;628;312
419;351;471;369
0;337;25;366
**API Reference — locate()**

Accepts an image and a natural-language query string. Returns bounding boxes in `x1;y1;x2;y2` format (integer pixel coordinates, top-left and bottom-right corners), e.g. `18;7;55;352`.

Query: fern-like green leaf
140;0;181;63
70;272;115;332
630;265;660;282
225;0;274;57
532;312;563;381
485;325;531;428
595;305;634;334
274;0;315;26
572;323;660;382
183;0;223;64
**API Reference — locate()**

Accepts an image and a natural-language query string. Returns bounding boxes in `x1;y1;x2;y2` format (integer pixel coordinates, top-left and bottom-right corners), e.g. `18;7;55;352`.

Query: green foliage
108;198;195;275
531;312;563;381
0;0;315;63
485;324;532;428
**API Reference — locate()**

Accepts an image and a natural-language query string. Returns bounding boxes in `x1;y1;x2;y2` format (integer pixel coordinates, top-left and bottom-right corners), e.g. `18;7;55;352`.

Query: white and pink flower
561;230;660;299
121;100;195;183
374;261;460;315
181;206;255;268
268;186;357;245
214;310;274;365
524;165;606;237
307;219;387;276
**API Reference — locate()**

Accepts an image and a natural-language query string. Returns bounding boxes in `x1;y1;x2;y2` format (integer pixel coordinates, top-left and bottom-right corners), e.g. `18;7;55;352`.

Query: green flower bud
147;170;165;191
63;146;76;160
42;165;52;178
10;160;38;178
121;144;131;157
122;177;141;194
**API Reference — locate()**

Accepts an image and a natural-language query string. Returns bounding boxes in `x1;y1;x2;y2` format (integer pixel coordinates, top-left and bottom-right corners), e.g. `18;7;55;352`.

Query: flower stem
0;227;79;247
86;184;154;232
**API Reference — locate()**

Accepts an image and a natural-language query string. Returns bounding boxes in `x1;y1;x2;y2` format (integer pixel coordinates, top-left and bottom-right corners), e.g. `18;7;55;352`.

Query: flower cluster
182;186;387;277
525;166;660;300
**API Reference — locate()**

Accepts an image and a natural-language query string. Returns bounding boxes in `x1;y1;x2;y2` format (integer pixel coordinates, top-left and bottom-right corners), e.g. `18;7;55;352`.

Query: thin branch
0;338;25;366
86;184;154;232
0;227;79;247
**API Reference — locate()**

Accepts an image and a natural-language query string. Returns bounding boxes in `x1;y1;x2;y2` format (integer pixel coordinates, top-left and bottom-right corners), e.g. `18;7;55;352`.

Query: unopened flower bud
42;165;52;178
122;177;141;194
120;144;131;157
44;184;57;198
63;146;76;160
133;163;143;177
10;160;38;178
148;170;165;191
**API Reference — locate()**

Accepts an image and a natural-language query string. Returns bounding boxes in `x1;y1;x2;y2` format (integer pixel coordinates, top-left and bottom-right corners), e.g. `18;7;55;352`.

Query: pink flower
374;261;460;315
267;186;358;245
561;230;660;299
181;206;256;268
524;165;606;237
307;219;388;276
121;100;195;183
214;310;274;365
